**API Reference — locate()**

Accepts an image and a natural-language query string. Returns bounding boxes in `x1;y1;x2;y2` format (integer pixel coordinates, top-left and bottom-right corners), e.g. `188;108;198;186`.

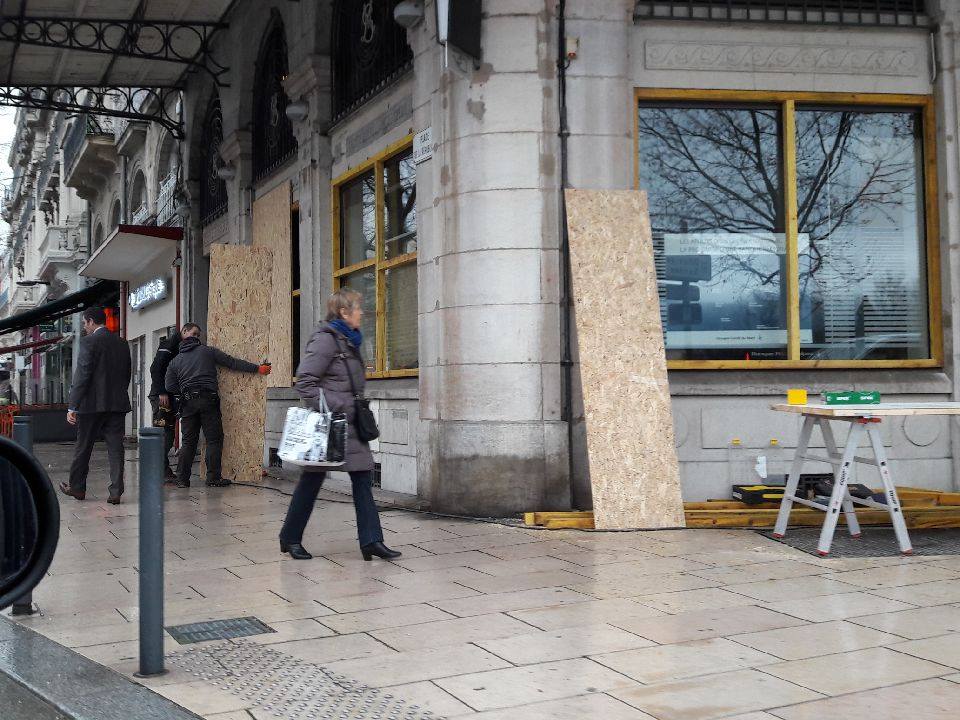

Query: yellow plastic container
787;389;808;405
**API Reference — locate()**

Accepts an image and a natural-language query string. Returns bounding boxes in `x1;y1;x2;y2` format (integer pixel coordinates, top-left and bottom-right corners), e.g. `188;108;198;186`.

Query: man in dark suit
60;307;132;504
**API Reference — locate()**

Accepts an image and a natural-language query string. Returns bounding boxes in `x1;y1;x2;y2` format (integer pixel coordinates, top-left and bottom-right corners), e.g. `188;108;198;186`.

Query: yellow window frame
634;88;943;371
331;135;419;379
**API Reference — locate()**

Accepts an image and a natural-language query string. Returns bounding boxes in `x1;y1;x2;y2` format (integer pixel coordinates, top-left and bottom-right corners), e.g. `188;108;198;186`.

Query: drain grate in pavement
170;640;438;719
167;617;276;645
761;527;960;557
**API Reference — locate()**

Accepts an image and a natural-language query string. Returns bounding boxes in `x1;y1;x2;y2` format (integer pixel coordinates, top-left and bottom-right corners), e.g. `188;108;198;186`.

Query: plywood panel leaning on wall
565;189;686;530
206;244;274;484
252;181;293;386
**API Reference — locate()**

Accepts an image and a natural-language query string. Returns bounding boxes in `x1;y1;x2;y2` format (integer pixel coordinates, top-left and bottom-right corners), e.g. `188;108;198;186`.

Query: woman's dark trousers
280;470;384;548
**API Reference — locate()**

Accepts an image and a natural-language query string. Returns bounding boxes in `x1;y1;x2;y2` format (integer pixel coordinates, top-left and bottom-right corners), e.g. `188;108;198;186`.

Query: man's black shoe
206;478;231;487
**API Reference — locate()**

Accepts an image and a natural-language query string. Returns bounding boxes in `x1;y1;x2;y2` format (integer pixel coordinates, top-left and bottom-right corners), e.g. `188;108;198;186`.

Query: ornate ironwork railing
132;203;150;225
332;0;413;122
156;173;179;226
252;13;298;182
199;92;227;225
634;0;927;26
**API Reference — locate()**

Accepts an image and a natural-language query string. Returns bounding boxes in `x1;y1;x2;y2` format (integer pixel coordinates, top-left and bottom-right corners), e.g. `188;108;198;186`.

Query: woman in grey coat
278;288;401;562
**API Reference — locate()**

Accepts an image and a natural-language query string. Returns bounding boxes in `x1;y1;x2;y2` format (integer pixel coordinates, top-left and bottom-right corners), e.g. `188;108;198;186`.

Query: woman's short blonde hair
326;287;363;321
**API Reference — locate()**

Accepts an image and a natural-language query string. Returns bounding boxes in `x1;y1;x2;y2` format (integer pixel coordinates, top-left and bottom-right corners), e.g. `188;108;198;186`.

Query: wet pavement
6;441;960;719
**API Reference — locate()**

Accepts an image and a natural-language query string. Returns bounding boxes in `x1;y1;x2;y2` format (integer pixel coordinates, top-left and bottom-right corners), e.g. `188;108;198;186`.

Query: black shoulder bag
336;339;379;442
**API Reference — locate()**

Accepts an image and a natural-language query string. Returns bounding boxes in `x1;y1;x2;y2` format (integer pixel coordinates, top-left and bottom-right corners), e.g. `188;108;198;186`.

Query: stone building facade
9;0;960;516
2;108;90;404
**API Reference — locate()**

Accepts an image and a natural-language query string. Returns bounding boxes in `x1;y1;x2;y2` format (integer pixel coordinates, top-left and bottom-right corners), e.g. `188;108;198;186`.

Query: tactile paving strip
169;640;440;719
762;527;960;557
166;617;276;644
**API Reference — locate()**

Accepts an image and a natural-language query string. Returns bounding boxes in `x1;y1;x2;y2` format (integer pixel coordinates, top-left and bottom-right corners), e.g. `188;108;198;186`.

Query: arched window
200;92;227;224
110;199;121;230
130;171;148;224
332;1;413;121
252;12;297;182
156;133;180;226
94;221;104;249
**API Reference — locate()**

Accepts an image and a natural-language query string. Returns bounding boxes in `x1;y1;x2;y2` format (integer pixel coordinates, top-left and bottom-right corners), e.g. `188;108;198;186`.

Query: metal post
11;416;35;616
136;426;167;677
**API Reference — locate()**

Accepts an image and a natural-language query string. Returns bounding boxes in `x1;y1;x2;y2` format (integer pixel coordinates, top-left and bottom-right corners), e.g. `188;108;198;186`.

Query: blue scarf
329;319;363;349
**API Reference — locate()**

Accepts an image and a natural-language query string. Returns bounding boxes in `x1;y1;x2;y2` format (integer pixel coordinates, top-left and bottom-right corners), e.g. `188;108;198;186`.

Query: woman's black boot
280;541;313;560
361;542;402;561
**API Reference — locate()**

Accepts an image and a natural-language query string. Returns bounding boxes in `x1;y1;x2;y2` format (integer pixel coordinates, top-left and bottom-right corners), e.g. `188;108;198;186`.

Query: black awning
0;280;119;336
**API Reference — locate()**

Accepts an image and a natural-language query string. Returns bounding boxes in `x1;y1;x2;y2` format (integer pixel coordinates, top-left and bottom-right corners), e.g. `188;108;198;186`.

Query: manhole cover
167;617;275;644
761;527;960;557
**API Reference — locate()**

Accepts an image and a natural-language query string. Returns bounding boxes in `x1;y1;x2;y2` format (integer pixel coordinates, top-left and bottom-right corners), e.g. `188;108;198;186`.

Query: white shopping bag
277;394;346;468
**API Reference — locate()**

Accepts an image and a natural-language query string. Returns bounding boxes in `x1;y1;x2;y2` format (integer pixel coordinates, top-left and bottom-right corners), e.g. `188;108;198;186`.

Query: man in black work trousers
61;307;132;504
165;323;270;488
148;330;180;481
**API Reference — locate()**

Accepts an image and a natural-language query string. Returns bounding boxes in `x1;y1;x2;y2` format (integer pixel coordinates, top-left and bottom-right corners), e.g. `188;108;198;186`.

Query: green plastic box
822;391;881;405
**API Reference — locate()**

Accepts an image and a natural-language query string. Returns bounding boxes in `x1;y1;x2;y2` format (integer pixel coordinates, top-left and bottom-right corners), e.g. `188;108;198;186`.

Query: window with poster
635;89;941;369
332;139;418;377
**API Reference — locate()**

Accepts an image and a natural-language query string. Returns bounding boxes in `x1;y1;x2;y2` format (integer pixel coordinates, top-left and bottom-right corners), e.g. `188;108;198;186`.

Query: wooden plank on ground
542;517;596;530
565;189;685;530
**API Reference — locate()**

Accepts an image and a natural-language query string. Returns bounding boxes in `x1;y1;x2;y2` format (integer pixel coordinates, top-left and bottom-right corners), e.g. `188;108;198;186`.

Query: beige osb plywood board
565;189;685;530
205;243;273;484
253;181;292;387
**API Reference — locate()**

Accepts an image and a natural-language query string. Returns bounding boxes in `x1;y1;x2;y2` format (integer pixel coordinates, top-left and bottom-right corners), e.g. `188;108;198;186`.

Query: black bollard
11;416;35;616
136;426;167;677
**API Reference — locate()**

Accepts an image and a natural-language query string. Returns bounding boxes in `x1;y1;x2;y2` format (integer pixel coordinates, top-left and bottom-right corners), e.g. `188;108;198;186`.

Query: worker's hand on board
258;364;272;376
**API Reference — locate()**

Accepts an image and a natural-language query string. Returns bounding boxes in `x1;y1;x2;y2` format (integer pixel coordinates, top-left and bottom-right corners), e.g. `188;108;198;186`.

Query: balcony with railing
62;116;118;198
38;223;87;278
132;203;151;225
155;173;181;227
9;284;38;316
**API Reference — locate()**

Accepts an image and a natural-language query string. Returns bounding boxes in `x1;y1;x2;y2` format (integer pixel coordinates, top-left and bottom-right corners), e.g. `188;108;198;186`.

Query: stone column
218;130;253;246
563;1;634;507
931;1;960;491
285;55;334;343
413;1;569;515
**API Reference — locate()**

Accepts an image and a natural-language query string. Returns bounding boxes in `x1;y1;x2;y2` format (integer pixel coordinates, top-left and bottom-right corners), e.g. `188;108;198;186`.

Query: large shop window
636;90;941;369
333;140;418;377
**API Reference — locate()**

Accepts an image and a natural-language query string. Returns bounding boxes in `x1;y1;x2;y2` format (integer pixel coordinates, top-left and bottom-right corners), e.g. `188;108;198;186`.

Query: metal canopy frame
0;15;229;82
0;85;185;138
0;2;233;137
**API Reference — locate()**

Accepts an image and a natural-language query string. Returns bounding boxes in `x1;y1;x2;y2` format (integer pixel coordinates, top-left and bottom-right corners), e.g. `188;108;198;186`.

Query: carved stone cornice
644;41;922;77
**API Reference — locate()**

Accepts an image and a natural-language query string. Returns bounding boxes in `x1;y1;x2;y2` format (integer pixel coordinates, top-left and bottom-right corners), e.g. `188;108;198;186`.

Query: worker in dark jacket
62;307;132;504
148;330;180;481
165;323;270;488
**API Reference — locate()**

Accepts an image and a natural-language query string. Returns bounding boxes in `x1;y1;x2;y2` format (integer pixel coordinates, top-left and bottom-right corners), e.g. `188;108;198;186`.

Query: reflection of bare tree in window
639;107;918;291
795;111;917;296
384;152;416;258
342;172;377;264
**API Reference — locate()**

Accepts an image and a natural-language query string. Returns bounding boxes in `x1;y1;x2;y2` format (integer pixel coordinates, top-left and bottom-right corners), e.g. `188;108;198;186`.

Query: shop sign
129;277;168;310
413;127;432;164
